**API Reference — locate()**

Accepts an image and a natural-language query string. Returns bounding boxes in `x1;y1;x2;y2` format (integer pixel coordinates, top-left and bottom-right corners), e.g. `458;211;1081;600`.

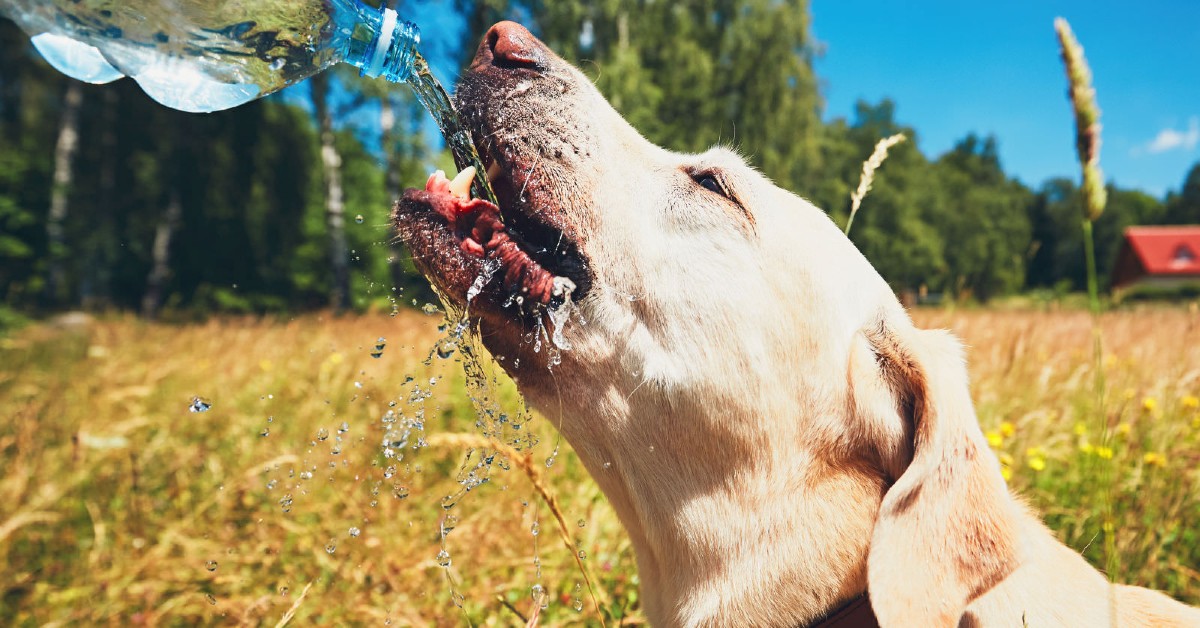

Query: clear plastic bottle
0;0;420;113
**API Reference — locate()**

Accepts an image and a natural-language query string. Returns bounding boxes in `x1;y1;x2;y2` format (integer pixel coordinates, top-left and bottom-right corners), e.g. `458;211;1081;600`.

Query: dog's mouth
395;157;590;313
393;21;593;320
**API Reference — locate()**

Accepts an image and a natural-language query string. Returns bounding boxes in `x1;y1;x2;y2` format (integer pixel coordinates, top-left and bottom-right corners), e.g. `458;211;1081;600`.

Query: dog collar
810;594;878;628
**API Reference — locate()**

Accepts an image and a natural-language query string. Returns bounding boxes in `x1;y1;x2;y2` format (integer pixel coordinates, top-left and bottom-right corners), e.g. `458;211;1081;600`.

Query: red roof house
1111;226;1200;290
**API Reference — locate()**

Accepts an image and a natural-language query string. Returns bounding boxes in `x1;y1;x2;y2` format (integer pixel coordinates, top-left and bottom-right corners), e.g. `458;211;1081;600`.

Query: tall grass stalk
1055;17;1117;593
845;133;906;236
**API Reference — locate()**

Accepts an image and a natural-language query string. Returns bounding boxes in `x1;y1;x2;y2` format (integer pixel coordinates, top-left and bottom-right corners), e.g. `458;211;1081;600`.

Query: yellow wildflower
1073;422;1087;436
1143;452;1167;467
1025;446;1045;458
1142;397;1158;413
1096;446;1114;459
998;453;1014;467
1182;395;1200;409
1027;456;1047;472
985;430;1004;448
999;421;1016;437
1000;467;1013;481
1079;442;1094;454
1192;416;1200;430
1115;423;1131;437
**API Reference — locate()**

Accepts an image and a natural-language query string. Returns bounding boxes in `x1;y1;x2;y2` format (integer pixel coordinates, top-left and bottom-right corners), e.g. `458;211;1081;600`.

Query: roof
1111;226;1200;288
1122;227;1200;275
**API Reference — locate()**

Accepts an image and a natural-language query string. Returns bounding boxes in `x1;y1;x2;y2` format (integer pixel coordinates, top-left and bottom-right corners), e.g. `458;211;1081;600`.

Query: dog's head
396;22;1018;626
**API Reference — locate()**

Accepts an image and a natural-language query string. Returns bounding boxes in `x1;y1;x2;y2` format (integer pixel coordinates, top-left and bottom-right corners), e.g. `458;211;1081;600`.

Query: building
1110;226;1200;292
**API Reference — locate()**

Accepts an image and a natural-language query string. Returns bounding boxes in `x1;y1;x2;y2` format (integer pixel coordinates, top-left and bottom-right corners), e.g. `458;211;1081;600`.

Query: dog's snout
476;21;545;70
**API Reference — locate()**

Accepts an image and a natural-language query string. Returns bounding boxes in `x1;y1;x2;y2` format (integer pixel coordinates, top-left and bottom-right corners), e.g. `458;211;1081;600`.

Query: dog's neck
492;325;887;627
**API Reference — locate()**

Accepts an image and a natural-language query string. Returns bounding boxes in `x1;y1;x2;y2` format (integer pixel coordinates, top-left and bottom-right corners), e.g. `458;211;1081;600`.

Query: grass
1;306;1198;625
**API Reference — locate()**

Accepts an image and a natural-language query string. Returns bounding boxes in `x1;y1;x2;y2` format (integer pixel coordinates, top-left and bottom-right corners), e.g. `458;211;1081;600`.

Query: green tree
529;0;822;196
1162;163;1200;224
932;134;1033;301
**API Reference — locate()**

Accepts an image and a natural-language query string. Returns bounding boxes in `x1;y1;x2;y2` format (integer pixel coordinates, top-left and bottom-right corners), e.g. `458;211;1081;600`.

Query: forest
2;0;1199;322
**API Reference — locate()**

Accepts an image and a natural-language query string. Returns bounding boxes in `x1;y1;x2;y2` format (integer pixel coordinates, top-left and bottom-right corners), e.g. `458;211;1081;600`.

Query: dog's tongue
424;168;559;305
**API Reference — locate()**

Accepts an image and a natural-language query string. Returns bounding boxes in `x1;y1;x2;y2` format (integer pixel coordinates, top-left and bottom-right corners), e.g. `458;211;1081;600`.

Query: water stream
406;52;499;207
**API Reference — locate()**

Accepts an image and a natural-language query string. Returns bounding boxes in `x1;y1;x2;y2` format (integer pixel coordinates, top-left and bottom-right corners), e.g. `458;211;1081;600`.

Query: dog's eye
693;173;729;198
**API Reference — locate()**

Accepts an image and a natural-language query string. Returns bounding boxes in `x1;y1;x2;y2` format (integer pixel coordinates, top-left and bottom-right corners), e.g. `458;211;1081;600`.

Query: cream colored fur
443;24;1200;628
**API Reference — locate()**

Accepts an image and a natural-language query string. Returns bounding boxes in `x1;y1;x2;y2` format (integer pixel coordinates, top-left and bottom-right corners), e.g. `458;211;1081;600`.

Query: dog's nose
474;21;545;70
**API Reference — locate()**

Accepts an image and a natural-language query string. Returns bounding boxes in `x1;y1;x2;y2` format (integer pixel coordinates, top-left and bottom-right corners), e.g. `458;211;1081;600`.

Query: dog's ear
860;324;1019;627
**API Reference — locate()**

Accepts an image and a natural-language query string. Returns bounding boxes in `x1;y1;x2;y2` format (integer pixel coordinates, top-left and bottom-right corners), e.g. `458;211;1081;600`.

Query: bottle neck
339;2;420;83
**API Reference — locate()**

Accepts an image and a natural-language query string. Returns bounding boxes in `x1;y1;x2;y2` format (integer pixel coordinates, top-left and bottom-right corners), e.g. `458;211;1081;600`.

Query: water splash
188;397;211;413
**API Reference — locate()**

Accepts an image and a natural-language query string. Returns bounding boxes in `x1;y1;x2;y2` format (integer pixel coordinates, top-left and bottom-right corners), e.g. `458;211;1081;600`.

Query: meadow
1;306;1198;626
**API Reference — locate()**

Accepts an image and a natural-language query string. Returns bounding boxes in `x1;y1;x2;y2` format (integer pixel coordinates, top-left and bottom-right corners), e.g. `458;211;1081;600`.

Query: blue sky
811;1;1200;198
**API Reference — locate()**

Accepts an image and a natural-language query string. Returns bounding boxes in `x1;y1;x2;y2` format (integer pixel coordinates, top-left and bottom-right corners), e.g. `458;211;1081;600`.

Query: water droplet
392;485;409;499
354;381;363;389
189;397;212;413
383;465;396;479
530;521;540;536
577;549;587;560
325;539;337;554
266;479;277;490
279;585;289;596
316;428;329;441
270;57;286;71
530;583;544;601
573;598;584;612
205;560;218;572
259;428;270;437
205;593;217;605
421;303;440;315
371;337;386;358
279;494;293;513
348;526;361;537
354;214;364;224
602;461;612;469
338;421;349;434
435;549;451;567
435;338;457;359
577;518;587;528
442;515;458;533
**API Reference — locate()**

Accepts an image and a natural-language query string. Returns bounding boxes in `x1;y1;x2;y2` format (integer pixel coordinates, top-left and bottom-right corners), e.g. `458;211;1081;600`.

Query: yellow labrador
395;21;1200;628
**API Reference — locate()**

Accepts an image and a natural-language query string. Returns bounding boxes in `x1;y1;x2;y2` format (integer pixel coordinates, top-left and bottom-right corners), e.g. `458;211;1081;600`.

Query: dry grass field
1;306;1198;625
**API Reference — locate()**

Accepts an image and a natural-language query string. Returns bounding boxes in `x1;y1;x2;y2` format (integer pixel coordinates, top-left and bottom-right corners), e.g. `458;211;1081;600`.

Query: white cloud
1143;117;1200;154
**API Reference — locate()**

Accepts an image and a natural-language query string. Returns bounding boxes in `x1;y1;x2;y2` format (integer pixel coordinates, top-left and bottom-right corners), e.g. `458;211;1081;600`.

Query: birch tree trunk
44;81;82;306
312;73;350;311
141;188;181;319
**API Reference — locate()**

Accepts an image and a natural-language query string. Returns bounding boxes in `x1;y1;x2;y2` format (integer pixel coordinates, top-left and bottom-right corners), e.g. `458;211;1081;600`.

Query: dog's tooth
486;161;502;183
448;166;476;200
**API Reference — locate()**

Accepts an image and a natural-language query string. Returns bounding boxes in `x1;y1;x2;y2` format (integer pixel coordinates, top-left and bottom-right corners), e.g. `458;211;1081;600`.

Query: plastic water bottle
0;0;420;113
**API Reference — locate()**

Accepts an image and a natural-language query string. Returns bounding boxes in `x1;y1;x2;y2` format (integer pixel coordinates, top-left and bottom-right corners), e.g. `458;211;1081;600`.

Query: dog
395;21;1200;627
